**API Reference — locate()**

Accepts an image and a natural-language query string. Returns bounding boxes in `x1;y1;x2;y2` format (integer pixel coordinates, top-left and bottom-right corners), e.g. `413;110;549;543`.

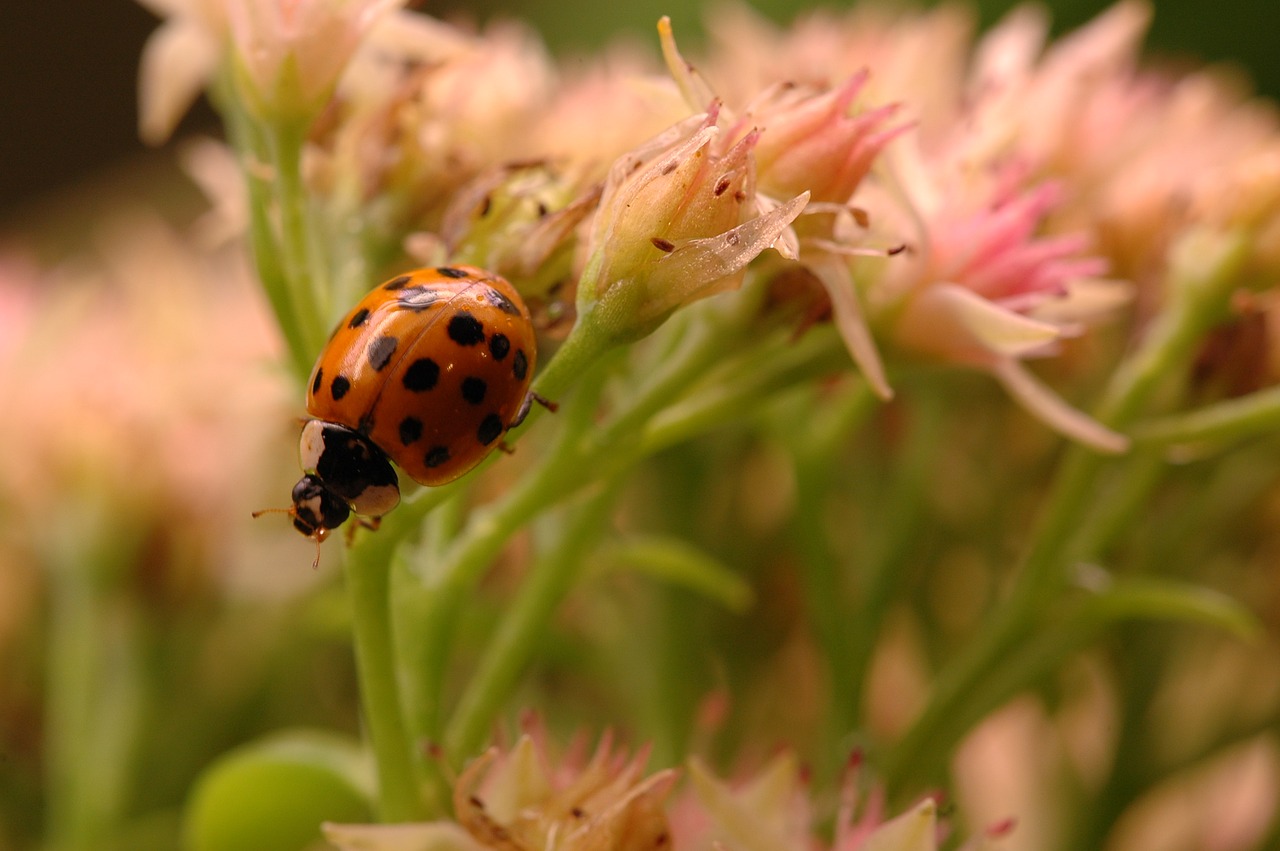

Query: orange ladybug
282;265;541;542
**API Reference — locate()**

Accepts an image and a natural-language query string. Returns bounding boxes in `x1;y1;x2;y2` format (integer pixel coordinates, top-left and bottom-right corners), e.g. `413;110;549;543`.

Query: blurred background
3;0;1279;240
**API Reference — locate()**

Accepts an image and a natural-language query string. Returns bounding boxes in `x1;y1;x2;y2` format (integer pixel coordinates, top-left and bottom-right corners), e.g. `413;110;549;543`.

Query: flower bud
578;109;808;342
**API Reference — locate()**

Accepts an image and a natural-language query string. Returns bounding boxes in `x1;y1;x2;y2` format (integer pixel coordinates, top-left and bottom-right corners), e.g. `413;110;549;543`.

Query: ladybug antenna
250;507;325;569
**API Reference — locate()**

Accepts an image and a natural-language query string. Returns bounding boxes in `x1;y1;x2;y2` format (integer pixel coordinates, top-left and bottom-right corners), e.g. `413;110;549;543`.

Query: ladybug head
287;474;352;542
250;473;350;568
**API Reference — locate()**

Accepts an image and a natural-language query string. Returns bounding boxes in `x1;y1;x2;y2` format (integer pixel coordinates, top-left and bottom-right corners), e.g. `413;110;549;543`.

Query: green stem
343;544;427;821
641;326;851;454
44;513;145;851
443;484;620;758
266;120;328;358
882;229;1251;795
420;310;747;767
843;387;943;729
217;95;313;379
1132;382;1280;446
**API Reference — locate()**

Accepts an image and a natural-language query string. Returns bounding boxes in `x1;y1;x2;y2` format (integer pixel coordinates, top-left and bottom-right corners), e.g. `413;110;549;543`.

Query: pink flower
875;156;1130;452
748;74;905;206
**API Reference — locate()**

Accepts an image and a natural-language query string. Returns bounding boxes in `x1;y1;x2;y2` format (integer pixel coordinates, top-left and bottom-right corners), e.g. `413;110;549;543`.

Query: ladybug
271;265;543;544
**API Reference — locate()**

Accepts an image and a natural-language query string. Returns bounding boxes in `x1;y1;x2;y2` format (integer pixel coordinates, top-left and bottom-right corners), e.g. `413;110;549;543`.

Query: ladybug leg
509;391;558;429
344;515;382;545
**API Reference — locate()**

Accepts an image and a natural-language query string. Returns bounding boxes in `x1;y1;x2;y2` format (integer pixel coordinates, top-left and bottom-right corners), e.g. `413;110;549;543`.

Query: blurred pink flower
0;215;291;599
136;0;405;141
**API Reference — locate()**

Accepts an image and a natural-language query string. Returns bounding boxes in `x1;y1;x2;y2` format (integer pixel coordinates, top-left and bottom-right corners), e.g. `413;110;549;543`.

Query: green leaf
1077;572;1261;639
184;730;373;851
603;534;754;613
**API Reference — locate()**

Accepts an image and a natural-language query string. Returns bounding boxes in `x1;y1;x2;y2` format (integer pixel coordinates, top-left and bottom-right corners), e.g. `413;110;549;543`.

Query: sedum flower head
326;729;677;851
325;733;1002;851
577;107;808;343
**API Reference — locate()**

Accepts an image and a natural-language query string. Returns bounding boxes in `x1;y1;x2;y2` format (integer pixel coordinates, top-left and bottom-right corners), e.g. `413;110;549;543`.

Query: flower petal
991;358;1130;453
138;20;220;145
907;284;1064;360
856;798;938;851
642;191;810;318
810;253;893;399
322;821;484;851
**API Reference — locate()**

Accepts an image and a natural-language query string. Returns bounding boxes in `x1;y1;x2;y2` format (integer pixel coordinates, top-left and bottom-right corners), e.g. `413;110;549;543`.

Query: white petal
859;798;938;851
138;21;219;145
322;821;483;851
648;191;810;314
992;359;1130;453
810;252;893;399
918;284;1063;358
1031;277;1133;323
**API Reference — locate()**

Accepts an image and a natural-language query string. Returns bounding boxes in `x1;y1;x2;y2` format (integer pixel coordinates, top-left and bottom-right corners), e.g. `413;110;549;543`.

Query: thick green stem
343;545;427;821
444;485;619;757
266;121;329;358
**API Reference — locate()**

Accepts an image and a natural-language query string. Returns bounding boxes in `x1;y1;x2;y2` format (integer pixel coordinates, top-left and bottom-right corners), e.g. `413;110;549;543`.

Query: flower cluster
325;726;1004;851
92;1;1280;850
139;0;1280;451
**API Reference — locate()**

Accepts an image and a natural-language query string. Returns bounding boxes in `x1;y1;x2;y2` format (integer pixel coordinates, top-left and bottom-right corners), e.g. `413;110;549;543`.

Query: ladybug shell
305;265;536;486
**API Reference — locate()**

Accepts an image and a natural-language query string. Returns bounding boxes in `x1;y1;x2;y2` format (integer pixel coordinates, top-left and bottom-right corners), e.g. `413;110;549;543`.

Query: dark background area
3;0;1278;231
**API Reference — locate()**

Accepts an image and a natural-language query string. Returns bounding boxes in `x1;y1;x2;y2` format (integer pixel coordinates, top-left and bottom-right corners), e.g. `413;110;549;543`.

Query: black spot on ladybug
348;307;370;329
513;350;528;381
398;286;443;312
482;286;521;315
425;445;451;468
331;375;351;401
477;413;504;445
489;333;510;360
461;377;487;405
436;266;470;279
367;335;398;371
384;275;412;290
311;368;323;396
403;358;440;392
448;312;486;346
399;416;423;446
